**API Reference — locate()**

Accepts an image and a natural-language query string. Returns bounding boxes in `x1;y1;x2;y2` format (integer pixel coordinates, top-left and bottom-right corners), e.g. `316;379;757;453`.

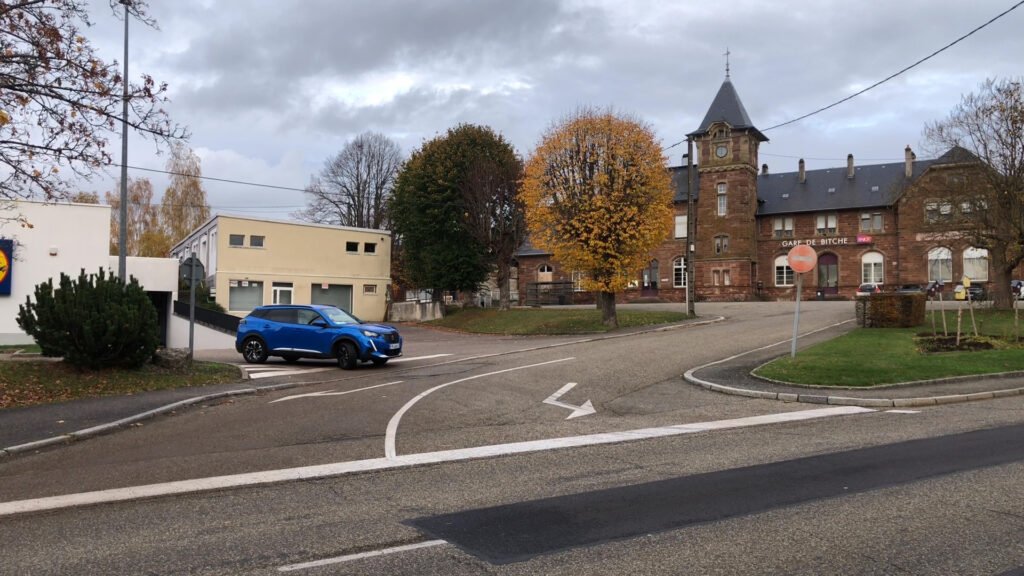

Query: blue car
235;304;402;369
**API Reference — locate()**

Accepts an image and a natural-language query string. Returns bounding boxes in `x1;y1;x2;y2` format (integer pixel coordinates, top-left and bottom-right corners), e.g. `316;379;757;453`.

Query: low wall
388;301;444;322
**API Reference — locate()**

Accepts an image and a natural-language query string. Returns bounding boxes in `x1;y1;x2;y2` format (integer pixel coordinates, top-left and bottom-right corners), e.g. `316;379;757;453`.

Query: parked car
235;304;402;369
1012;280;1024;300
896;284;925;294
953;283;986;301
856;283;882;297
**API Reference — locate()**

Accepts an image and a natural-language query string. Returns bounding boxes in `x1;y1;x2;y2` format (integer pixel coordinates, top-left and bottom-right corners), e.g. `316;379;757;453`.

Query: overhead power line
120;164;310;193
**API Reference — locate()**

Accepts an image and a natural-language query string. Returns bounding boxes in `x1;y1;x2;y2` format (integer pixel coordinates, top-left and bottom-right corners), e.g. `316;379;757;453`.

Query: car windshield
320;306;362;325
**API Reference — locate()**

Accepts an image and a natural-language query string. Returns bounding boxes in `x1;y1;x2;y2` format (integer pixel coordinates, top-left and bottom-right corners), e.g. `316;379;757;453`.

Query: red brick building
516;77;1001;303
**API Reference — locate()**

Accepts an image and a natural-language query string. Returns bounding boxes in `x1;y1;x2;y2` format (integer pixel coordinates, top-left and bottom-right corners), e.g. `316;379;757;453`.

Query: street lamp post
117;0;130;280
686;138;696;316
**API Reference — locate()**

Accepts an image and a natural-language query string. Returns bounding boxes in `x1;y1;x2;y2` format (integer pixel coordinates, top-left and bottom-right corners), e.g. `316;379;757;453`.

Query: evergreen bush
16;268;159;369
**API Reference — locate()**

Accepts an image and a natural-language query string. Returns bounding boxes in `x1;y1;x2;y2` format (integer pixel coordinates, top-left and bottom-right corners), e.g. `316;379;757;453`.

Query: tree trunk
496;264;512;310
991;247;1013;310
598;291;618;328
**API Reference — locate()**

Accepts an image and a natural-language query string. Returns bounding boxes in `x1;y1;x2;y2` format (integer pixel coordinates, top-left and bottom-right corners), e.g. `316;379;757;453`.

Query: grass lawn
756;308;1024;386
0;360;241;409
426;307;690;335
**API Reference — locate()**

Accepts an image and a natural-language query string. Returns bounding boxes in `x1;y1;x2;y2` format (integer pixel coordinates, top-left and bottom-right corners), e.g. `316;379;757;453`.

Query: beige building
171;215;392;321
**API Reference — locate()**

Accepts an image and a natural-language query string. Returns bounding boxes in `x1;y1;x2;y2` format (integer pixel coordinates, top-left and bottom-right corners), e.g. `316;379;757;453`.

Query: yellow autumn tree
106;177;172;257
521;108;673;327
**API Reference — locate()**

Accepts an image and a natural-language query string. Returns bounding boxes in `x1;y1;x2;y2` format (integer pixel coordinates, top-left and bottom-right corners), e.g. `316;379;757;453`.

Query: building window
538;264;553;282
928;247;953;283
571;270;585;292
363;284;378;295
774;255;794;287
963;247;989;282
815;213;837;235
716;183;727;216
271;282;293;305
723;270;731;285
228;280;263;311
712;270;721;286
673;257;686;288
773;216;794;238
364;242;376;254
229;234;244;247
714;234;729;255
674;215;688;239
250;235;265;248
860;213;883;232
861;251;884;284
925;200;953;223
345;241;359;252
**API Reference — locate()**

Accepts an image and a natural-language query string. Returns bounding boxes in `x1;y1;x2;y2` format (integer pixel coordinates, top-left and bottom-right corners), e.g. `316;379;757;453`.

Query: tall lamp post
117;0;130;279
685;137;696;316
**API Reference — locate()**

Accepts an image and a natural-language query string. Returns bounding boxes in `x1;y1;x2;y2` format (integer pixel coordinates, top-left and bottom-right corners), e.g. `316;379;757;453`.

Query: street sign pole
787;244;818;359
791;273;802;358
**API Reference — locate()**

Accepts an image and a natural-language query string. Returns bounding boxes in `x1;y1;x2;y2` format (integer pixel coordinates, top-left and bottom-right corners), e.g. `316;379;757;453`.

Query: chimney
798;159;806;184
761;163;769;175
847;154;854;179
905;145;914;178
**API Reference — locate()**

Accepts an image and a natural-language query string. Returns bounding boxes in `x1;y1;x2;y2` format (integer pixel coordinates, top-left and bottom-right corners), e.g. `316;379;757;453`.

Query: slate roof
669;165;700;203
688;79;768;142
755;160;935;216
933;145;980;165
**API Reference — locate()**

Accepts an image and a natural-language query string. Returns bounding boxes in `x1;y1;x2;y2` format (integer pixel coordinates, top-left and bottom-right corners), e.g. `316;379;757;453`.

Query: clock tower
687;76;768;301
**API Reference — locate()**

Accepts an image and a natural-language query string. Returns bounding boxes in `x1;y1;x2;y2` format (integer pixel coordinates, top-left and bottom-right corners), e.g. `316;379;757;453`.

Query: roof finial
724;47;731;79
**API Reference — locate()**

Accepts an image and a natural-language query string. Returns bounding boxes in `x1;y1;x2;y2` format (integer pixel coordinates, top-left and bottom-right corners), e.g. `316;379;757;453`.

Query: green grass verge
755;316;1024;387
425;307;690;335
0;360;241;409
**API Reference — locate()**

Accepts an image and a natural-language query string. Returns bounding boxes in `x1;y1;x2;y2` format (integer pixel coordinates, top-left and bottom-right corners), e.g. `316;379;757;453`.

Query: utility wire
662;0;1024;152
120;164;310;193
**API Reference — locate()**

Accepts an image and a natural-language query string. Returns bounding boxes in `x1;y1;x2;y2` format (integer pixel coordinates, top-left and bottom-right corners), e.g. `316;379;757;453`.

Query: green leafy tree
521;108;674;327
391;124;518;298
17;268;159;369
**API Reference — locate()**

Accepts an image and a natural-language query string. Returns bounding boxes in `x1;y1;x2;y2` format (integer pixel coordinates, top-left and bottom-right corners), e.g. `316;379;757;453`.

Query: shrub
17;268;159;369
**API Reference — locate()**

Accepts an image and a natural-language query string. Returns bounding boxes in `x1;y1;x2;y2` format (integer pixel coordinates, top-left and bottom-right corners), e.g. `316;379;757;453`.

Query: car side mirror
311;319;328;328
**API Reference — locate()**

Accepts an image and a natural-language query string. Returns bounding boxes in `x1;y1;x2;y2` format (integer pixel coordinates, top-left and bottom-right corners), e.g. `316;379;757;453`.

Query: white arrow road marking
886;409;921;414
0;406;874;517
543;382;595;419
269;381;405;404
278;540;447;572
385;357;576;460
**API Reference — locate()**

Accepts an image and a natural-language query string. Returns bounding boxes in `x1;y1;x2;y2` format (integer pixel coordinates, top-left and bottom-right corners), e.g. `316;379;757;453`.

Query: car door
292;308;333;355
261;308;297;352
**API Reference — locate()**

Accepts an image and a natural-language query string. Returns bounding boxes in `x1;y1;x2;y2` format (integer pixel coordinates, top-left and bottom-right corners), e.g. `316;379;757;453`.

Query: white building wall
167;314;236;349
1;201;111;345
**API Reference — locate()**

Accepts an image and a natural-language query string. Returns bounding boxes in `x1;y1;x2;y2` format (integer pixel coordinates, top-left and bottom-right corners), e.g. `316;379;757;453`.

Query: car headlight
361;330;380;338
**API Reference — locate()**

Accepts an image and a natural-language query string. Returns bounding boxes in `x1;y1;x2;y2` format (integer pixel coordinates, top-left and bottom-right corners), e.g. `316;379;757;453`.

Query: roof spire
724;47;731;79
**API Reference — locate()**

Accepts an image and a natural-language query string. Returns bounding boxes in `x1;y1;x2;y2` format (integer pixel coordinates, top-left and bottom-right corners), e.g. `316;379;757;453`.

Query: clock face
715;145;728;158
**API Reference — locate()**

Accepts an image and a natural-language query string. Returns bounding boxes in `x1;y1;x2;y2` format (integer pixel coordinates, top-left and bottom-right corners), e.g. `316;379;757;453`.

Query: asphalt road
2;301;1023;575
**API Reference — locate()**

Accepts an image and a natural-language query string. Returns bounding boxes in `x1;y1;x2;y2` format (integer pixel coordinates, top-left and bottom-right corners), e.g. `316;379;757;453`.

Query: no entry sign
787;244;818;273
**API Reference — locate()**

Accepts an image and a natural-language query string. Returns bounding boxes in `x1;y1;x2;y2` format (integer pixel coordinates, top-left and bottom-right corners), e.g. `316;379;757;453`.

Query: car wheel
371;358;388;367
282;354;300;364
337;342;357;370
242;337;268;364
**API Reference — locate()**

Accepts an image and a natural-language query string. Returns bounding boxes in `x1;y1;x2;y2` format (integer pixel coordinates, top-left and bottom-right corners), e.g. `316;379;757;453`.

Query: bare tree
462;155;525;309
160;142;210;245
294;132;402;230
922;78;1024;309
0;0;185;218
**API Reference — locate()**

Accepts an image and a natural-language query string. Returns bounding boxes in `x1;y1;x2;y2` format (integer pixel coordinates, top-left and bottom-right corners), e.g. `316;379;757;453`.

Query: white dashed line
277;540;447;572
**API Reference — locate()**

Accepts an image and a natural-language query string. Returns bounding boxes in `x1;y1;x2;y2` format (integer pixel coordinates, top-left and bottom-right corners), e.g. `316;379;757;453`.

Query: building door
642;259;659;297
817;253;839;295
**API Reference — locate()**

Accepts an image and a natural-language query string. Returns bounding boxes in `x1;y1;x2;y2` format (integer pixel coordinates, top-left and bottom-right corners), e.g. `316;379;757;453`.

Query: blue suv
235;304;402;369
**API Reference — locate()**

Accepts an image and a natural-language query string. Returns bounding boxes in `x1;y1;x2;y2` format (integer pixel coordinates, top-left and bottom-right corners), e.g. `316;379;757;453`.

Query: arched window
927;247;952;283
716;183;727;216
861;251;884;284
963;247;989;281
538;264;553;282
774;255;794;287
673;257;686;288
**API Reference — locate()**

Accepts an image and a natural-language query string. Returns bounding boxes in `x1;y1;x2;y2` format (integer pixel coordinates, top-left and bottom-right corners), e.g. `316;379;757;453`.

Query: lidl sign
0;239;11;296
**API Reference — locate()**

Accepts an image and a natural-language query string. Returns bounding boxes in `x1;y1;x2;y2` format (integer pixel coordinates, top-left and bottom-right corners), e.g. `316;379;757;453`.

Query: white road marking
277;540;447;572
0;406;873;517
886;409;921;414
543;382;596;419
388;354;453;363
269;381;405;404
248;367;335;380
384;357;576;459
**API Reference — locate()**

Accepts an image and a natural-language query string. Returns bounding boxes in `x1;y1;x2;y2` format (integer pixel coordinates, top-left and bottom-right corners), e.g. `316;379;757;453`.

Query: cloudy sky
81;0;1024;221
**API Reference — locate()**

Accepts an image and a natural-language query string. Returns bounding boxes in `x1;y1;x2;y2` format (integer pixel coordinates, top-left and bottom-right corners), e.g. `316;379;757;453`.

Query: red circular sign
787;244;818;273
